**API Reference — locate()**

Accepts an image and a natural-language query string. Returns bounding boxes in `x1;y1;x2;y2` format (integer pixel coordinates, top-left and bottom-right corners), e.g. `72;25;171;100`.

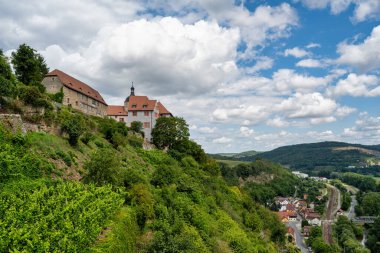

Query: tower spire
130;82;135;96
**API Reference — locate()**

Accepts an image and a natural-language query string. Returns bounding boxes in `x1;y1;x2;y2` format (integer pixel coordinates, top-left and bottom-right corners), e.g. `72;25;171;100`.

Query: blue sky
0;0;379;152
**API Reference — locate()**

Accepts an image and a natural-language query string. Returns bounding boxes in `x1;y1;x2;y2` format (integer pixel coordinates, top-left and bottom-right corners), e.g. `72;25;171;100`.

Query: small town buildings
107;85;172;141
305;212;321;226
292;171;308;178
42;69;108;116
277;211;290;223
289;213;298;222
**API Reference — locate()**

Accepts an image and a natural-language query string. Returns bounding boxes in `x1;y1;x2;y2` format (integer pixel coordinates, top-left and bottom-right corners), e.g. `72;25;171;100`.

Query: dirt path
322;184;340;244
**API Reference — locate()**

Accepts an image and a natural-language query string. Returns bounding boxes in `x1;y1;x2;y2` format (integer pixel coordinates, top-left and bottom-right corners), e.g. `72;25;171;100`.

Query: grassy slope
1;122;288;252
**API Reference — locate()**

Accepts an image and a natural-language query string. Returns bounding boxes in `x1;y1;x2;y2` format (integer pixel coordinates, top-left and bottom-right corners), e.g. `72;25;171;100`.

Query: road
288;221;308;253
322;184;341;244
347;195;357;220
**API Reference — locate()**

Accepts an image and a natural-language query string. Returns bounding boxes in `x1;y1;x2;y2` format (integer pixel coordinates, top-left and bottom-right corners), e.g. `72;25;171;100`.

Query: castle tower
124;82;135;110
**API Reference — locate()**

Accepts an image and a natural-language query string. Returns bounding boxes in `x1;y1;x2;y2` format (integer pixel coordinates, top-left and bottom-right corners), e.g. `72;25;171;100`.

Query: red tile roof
46;69;107;105
157;102;172;115
287;227;295;236
107;105;127;116
128;96;157;111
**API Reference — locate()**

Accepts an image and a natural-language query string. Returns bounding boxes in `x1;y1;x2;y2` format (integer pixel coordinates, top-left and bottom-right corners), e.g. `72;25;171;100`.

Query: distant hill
213;142;380;176
209;150;260;160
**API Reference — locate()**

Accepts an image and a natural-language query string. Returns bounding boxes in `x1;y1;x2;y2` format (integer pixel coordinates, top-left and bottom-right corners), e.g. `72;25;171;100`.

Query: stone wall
0;114;25;133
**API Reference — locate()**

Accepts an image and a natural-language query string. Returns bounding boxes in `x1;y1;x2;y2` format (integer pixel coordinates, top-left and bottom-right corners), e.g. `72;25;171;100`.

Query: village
273;173;345;252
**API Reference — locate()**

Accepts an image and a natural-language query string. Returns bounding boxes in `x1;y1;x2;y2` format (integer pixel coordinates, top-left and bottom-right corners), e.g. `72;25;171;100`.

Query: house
107;85;172;141
295;200;307;209
303;226;311;238
277;211;290;223
336;209;344;216
286;204;296;213
42;69;108;116
289;213;298;222
305;212;321;226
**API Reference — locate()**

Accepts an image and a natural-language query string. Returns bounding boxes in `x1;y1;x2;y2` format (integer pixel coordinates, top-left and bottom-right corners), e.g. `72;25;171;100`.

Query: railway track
322;185;340;244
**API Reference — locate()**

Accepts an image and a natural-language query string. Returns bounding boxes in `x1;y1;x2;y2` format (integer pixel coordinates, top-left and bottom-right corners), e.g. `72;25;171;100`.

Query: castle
42;69;172;141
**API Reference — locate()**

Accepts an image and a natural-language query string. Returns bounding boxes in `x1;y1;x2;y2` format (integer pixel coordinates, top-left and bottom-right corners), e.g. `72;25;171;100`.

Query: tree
152;117;189;149
0;50;16;96
61;113;86;146
11;44;48;86
130;121;143;133
83;148;124;186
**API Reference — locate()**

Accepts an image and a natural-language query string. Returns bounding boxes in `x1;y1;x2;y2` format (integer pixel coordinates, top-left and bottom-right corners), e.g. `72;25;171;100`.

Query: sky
1;0;380;153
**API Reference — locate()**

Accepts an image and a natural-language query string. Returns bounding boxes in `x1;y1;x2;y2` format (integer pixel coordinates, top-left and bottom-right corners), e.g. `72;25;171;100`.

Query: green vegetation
355;191;380;216
331;180;352;211
366;217;380;252
306;226;339;252
220;159;300;206
152;116;189;149
0;179;124;252
337;172;377;192
334;216;368;253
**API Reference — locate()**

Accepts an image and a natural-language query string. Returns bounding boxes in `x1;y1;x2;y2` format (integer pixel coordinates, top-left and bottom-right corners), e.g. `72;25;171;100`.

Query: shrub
127;134;143;148
61;112;86;146
81;132;94;145
83;148;124;186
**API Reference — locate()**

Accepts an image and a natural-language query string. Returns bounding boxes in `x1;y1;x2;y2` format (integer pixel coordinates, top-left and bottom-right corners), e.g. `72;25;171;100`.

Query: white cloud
294;0;380;22
198;126;216;134
266;117;290;128
245;56;274;73
328;73;380;97
42;17;240;97
342;113;380;143
306;43;321;48
275;92;337;119
213;136;232;144
296;59;323;68
284;47;309;58
240;126;255;137
307;130;337;140
336;25;380;72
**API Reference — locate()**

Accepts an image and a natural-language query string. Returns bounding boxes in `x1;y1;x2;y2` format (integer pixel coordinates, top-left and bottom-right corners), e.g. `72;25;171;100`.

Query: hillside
225;142;380;176
209;150;260;161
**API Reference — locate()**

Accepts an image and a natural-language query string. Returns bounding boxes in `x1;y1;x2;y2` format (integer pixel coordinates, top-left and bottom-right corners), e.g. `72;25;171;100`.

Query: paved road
347;195;357;220
288;221;308;253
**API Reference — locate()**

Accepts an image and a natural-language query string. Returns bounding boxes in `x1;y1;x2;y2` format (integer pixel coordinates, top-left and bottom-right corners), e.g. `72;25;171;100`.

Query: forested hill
213;141;380;176
0;44;297;252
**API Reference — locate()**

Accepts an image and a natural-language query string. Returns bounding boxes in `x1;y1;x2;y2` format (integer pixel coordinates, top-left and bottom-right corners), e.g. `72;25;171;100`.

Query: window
119;118;124;122
133;111;137;116
144;111;149;116
67;98;70;103
142;104;147;108
132;104;137;108
92;99;96;106
144;122;150;128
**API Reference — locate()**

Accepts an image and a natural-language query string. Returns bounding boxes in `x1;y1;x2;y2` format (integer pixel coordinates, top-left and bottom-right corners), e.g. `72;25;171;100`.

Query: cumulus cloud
42;17;240;97
294;0;380;22
213;136;233;144
266;117;290;128
276;92;337;119
296;59;323;68
0;0;143;50
240;126;255;137
198;126;216;134
342;113;380;143
328;73;380;97
284;47;309;58
336;25;380;72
